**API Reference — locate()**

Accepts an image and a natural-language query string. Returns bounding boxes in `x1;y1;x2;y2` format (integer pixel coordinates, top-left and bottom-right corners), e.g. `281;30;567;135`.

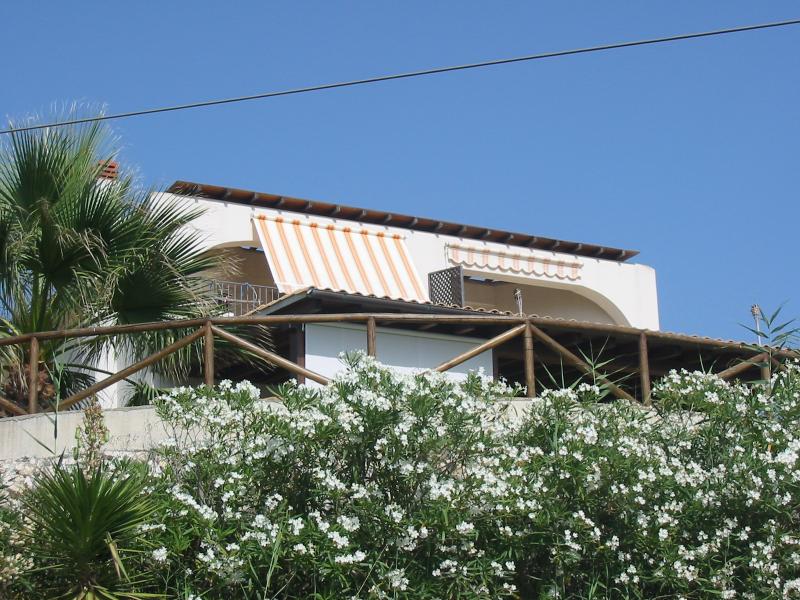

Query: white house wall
463;280;618;324
304;323;492;382
161;192;660;329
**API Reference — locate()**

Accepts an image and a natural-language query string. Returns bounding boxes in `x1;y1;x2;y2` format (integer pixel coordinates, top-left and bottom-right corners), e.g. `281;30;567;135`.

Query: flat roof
168;180;639;262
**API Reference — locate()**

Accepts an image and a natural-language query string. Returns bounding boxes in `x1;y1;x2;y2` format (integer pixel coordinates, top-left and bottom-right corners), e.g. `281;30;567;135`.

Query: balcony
428;266;621;325
207;279;282;316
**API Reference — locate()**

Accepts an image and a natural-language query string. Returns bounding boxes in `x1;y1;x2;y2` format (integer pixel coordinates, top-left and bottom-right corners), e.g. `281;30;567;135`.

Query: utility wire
3;18;799;135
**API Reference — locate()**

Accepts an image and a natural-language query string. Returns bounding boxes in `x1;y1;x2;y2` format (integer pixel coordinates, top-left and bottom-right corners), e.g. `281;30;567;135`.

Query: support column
204;322;215;387
761;354;772;388
289;325;306;384
28;337;39;413
523;323;535;398
639;332;651;406
367;317;377;358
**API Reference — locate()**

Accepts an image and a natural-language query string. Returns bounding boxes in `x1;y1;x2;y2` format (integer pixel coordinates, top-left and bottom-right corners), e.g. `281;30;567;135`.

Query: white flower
384;504;404;523
455;521;475;534
337;515;361;532
334;551;366;564
151;547;168;563
328;530;350;548
386;568;409;591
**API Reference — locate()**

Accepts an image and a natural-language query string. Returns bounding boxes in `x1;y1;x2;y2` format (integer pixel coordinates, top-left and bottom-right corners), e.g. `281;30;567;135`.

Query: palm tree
0;117;262;410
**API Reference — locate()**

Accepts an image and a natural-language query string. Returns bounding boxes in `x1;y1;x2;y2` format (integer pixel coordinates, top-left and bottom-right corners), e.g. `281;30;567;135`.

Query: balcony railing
207;280;282;316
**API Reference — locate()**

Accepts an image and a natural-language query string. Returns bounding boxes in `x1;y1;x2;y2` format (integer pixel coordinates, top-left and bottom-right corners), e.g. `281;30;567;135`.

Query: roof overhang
168;180;639;263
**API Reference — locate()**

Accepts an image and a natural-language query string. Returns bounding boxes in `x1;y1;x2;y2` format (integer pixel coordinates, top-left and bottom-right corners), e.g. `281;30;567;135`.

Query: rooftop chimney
98;160;119;180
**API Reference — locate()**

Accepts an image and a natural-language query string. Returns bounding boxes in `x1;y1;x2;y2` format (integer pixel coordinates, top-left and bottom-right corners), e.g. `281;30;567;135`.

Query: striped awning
253;215;427;302
447;242;583;281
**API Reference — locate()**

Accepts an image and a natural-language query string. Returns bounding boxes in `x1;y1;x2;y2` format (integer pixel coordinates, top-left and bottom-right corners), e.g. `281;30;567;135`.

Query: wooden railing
0;313;791;416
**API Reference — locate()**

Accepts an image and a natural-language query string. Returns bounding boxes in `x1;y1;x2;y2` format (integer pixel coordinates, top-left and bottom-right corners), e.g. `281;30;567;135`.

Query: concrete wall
305;323;493;382
159;192;660;330
0;405;169;462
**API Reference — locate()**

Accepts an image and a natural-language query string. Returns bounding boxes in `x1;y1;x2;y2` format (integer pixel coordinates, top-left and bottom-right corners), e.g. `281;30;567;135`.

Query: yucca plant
21;462;160;599
738;305;800;386
539;337;632;400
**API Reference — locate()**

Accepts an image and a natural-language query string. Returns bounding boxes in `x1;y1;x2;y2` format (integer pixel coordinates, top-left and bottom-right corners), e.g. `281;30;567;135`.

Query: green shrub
140;356;800;599
4;355;800;598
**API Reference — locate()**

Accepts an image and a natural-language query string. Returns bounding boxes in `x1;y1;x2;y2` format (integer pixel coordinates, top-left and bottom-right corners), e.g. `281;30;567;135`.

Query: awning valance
254;215;427;302
447;242;583;281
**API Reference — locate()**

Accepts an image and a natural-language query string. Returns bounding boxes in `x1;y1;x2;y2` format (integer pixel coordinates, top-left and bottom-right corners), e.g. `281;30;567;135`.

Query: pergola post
367;317;377;357
523;322;536;398
28;337;39;413
204;321;215;387
760;355;771;385
639;332;651;406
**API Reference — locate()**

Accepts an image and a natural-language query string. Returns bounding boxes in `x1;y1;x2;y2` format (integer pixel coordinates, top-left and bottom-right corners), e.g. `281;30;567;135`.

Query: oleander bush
3;353;800;598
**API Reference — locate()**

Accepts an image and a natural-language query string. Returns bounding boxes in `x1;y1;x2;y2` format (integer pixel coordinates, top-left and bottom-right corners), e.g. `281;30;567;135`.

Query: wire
3;18;799;135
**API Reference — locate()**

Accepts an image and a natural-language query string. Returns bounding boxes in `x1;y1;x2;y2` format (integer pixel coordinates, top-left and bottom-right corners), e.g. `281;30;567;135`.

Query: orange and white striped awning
253;215;427;302
447;242;583;281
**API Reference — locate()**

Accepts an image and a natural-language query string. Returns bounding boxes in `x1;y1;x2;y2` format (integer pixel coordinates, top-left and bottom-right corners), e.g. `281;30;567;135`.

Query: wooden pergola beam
57;327;206;411
0;396;28;417
1;311;793;418
434;324;527;373
211;325;330;385
772;356;788;373
0;313;795;362
717;352;769;380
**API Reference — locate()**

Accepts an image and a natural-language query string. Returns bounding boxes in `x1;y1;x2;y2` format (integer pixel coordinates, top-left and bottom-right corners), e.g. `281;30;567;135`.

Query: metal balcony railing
207;280;282;316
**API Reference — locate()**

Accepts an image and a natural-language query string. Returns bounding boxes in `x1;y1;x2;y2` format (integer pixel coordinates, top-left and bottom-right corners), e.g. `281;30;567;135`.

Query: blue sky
2;2;799;341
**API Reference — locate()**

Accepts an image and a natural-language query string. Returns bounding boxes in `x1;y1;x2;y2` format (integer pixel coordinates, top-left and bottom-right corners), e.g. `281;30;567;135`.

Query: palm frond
0;113;274;408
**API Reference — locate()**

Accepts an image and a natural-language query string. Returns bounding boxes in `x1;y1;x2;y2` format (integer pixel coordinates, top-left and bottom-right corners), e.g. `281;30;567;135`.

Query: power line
3;18;799;136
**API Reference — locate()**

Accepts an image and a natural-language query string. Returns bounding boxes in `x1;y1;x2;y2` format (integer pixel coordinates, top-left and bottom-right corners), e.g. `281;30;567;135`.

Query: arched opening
462;277;628;326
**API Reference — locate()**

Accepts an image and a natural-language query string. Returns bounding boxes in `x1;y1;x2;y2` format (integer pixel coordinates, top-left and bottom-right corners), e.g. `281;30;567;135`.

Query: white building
149;181;660;386
166;182;658;330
